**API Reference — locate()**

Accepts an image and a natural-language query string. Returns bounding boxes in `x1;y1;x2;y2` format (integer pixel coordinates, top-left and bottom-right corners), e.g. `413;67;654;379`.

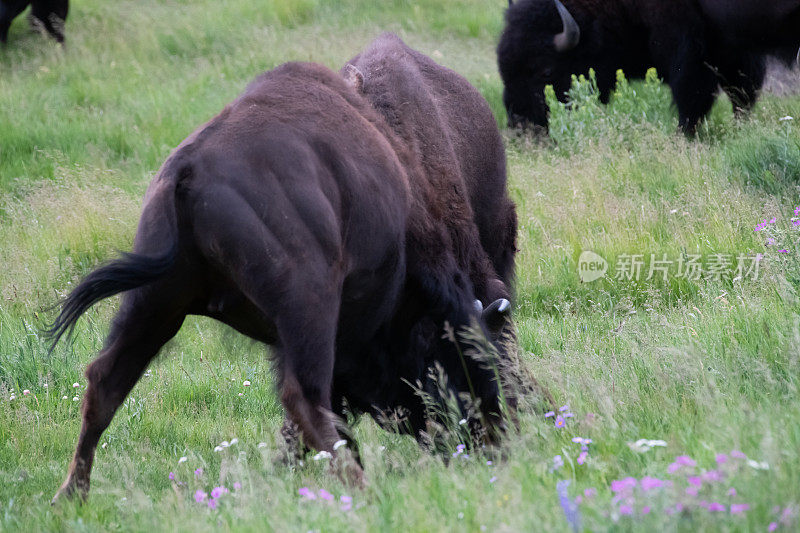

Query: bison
0;0;68;44
498;0;800;132
48;51;517;501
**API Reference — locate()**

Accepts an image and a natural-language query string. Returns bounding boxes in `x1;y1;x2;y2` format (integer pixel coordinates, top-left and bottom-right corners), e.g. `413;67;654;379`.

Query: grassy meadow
2;0;800;531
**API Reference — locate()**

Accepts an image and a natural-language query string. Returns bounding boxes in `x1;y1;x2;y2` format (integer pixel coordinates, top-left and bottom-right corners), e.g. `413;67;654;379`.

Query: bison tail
45;246;178;350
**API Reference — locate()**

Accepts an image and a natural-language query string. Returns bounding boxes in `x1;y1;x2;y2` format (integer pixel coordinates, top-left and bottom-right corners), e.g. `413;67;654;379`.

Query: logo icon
578;251;608;283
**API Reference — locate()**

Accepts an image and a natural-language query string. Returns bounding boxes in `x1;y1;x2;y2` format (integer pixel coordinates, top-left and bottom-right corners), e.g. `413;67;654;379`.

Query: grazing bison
0;0;68;44
498;0;800;132
48;59;515;502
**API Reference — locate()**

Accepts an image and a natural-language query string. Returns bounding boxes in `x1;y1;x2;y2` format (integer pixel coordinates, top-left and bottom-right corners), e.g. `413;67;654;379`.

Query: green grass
2;0;800;531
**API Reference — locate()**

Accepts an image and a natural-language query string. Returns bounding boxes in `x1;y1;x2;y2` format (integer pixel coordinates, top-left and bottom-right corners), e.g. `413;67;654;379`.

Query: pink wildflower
640;476;665;491
194;490;207;503
298;487;316;500
577;451;588;465
769;522;779;532
708;502;726;512
619;505;633;516
730;503;750;514
716;453;729;465
728;488;737;497
642;506;651;515
168;472;175;481
210;486;227;499
194;468;203;478
687;476;702;487
611;477;637;493
233;482;241;490
702;470;723;483
686;486;699;497
207;499;217;510
318;489;334;501
730;450;747;459
584;488;597;499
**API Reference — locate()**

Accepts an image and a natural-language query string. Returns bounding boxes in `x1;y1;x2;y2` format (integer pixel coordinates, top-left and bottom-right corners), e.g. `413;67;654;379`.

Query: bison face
498;0;583;129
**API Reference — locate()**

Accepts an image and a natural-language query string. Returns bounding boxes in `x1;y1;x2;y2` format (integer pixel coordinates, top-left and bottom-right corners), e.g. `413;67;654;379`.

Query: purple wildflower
640;476;665;491
577;451;588;465
210;486;227;499
168;471;175;481
610;477;637;494
556;480;581;532
194;490;207;503
794;220;800;226
779;249;790;253
619;505;633;516
642;506;651;515
545;411;555;418
686;486;699;497
551;455;564;472
730;450;747;460
769;522;779;532
194;468;203;478
318;489;334;501
716;453;729;465
767;238;777;245
233;482;241;490
728;488;737;496
554;415;566;428
730;503;750;514
489;476;498;484
559;404;570;412
669;455;696;473
298;487;316;500
207;499;217;510
702;470;724;483
708;502;726;512
770;217;777;223
687;476;702;487
340;495;352;504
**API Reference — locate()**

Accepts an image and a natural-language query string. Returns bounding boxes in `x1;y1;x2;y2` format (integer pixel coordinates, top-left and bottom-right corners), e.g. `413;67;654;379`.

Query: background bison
48;46;515;501
498;0;800;132
0;0;68;44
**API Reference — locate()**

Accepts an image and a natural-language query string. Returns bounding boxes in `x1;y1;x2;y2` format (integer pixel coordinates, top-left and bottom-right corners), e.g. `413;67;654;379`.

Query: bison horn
553;0;580;52
474;299;484;313
481;298;511;337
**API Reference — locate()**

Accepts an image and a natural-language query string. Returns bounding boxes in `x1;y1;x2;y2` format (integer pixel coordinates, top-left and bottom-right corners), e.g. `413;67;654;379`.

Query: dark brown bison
48;55;516;501
0;0;68;44
498;0;800;132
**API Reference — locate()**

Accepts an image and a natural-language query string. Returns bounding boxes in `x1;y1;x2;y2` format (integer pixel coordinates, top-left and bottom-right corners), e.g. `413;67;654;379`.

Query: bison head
498;0;584;129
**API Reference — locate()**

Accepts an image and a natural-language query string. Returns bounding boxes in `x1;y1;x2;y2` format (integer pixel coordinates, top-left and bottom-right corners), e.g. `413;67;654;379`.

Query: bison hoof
51;479;88;505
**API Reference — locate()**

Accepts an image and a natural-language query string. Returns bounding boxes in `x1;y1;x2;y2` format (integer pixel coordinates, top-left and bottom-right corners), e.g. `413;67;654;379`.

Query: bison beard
498;0;800;133
0;0;68;44
47;44;517;502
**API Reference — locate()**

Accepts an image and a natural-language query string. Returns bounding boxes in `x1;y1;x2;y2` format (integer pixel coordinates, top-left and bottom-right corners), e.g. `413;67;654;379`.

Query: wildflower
769;522;779;531
194;468;203;477
220;441;230;448
747;459;769;470
545;411;555;418
668;455;696;473
318;489;334;501
72;396;79;401
610;478;637;494
238;392;243;396
230;438;238;445
793;219;800;227
795;206;800;215
233;482;241;490
730;450;747;459
619;505;633;516
702;470;723;483
687;476;702;487
686;486;699;497
333;439;348;450
169;472;175;481
716;453;729;465
340;494;353;511
640;476;665;491
780;116;794;121
554;415;566;428
9;395;15;401
178;456;188;464
779;249;790;254
583;488;597;499
43;383;48;388
770;218;777;224
458;418;467;425
213;446;223;452
550;455;564;472
210;486;227;499
642;506;651;515
194;490;207;503
767;237;777;245
486;460;493;466
559;404;570;412
313;451;332;461
62;395;67;400
23;390;30;396
298;487;316;500
707;502;726;512
728;488;737;496
72;382;80;388
207;499;217;510
730;503;750;514
577;451;588;465
489;476;497;484
243;380;250;386
101;442;107;449
556;480;581;532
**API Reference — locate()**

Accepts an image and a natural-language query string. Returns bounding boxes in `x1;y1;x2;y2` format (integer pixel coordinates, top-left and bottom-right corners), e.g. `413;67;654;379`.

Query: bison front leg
275;301;365;488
